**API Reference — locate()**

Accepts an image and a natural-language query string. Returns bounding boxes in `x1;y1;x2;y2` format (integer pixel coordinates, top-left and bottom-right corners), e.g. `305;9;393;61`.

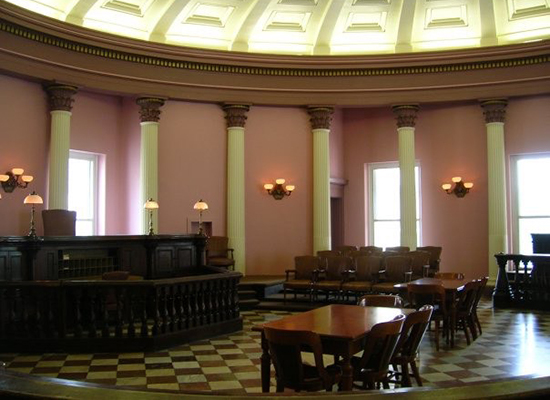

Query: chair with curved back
42;209;77;236
317;250;341;258
389;305;433;387
407;283;448;351
284;256;320;303
434;272;465;280
312;255;353;301
385;246;410;254
264;327;342;392
344;314;406;390
357;294;404;308
454;279;480;345
359;246;383;255
470;276;488;338
341;255;382;300
416;246;442;277
206;236;235;270
334;245;358;257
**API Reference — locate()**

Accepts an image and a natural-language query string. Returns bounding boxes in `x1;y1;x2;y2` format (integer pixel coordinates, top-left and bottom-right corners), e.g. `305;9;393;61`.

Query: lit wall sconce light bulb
1;167;34;193
264;179;295;200
442;176;473;198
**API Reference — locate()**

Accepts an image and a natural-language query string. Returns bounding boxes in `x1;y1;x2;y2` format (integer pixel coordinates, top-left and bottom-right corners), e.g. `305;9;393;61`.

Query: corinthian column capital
222;104;250;128
137;97;165;123
392;104;420;128
307;106;334;130
44;83;78;112
480;99;508;123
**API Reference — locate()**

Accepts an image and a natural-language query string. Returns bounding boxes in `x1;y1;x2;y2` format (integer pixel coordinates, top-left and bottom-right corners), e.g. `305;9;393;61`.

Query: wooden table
394;278;465;348
252;304;413;392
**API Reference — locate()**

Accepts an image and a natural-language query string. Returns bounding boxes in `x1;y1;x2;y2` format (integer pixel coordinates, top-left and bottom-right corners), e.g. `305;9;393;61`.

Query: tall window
511;154;550;254
68;151;100;236
368;162;421;248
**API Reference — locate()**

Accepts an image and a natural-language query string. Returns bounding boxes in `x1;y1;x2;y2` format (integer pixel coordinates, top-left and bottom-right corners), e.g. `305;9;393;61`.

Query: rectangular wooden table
394;278;466;348
252;304;413;392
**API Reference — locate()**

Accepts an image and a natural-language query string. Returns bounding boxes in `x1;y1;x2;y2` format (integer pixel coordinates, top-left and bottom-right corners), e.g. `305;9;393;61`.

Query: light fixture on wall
144;198;159;235
193;199;209;235
24;191;43;239
442;176;473;198
0;168;34;193
264;179;295;200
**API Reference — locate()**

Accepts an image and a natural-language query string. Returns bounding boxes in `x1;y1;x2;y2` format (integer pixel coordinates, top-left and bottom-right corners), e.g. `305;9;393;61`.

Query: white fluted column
308;106;333;254
481;99;509;283
137;97;165;234
392;105;419;250
44;84;78;209
223;104;250;275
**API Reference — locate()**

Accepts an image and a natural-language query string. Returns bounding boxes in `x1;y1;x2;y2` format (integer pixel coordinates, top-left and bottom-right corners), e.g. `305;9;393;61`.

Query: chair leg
468;316;477;341
434;320;440;351
410;360;423;386
474;312;482;335
401;362;412;387
284;287;287;304
462;318;471;345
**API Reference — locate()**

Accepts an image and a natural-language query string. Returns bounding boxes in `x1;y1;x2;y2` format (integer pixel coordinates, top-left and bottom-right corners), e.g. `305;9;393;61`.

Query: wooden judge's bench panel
0;235;206;281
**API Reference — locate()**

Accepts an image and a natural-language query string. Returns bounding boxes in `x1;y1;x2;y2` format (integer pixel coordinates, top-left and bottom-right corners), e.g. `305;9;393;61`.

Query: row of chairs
265;296;434;392
283;251;437;303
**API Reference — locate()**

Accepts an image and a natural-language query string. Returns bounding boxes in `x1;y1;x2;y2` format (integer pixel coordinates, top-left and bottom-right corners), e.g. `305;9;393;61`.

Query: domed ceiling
5;0;550;55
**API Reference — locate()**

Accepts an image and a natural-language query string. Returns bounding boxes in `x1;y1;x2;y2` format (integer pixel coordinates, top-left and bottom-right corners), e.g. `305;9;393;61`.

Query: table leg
340;354;353;391
260;331;271;393
450;293;456;348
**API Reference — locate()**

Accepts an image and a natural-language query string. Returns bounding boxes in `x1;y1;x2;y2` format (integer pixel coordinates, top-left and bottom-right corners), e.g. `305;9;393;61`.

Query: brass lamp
144;198;159;235
23;191;43;239
442;176;473;198
264;178;295;200
193;199;209;235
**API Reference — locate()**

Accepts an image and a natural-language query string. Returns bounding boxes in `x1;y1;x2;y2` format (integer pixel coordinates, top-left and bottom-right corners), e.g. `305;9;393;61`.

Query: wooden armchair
359;246;383;255
408;250;431;279
407;284;448;351
416;246;442;277
284;256;320;303
264;327;342;392
334;245;358;256
385;246;410;254
341;255;382;300
312;255;353;301
42;209;76;236
206;236;234;270
357;294;404;308
371;255;413;294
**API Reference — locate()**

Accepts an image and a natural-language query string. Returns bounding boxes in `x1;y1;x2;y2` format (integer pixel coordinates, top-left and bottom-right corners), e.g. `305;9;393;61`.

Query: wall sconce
442;176;473;198
24;191;43;239
144;198;159;235
264;179;295;200
0;168;34;193
193;199;209;235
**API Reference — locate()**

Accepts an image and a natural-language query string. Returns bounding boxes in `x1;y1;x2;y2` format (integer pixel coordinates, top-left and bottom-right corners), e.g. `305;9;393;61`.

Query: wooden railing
494;253;550;310
0;268;242;353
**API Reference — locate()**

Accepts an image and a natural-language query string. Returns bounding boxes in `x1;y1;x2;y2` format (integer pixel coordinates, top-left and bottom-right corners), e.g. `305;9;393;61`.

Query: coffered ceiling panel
4;0;550;54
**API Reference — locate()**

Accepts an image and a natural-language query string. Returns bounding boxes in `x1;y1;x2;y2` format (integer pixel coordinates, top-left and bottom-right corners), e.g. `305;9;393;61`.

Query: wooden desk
253;304;413;392
394;278;465;348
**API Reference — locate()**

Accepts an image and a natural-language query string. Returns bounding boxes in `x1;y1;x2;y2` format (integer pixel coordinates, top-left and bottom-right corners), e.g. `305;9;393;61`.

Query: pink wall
330;108;344;180
342;97;550;280
0;75;49;236
245;106;313;274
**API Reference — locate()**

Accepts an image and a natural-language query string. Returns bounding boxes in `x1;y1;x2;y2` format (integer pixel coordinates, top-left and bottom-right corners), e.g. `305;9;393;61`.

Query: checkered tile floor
1;301;550;394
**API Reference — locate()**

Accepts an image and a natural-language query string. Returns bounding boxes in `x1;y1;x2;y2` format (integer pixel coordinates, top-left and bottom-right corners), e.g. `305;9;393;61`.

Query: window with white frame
511;154;550;254
368;162;421;248
68;151;100;236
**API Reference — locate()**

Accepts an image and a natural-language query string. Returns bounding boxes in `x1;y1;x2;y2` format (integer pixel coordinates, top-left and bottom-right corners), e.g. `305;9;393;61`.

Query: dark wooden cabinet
0;235;206;281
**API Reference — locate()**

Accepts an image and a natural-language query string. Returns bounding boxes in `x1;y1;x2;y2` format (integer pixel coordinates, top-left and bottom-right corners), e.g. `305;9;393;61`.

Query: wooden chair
357;294;404;308
102;271;130;313
341;255;382;300
334;245;358;256
284;256;320;303
454;280;480;345
434;272;465;280
390;305;433;387
407;283;448;351
317;250;341;258
206;236;235;270
42;209;76;236
371;255;412;294
470;277;488;338
359;246;383;255
313;256;353;301
264;327;342;392
385;246;410;254
408;250;431;279
416;246;442;277
344;314;405;390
